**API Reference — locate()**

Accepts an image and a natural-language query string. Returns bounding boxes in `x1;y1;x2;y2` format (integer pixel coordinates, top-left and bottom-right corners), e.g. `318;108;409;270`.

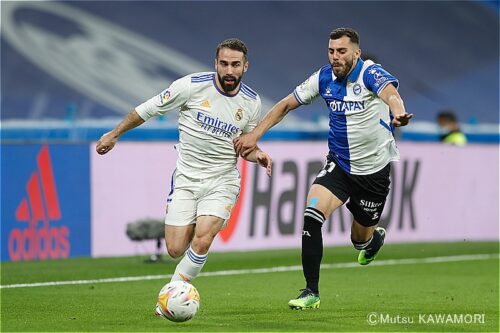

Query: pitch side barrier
1;124;499;143
1;142;498;261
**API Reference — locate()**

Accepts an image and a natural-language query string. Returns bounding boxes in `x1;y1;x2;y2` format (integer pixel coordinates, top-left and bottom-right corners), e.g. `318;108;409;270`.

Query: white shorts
164;171;240;227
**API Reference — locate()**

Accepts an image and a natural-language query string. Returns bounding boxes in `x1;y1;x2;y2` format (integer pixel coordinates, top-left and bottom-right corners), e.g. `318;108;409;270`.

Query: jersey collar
346;58;364;82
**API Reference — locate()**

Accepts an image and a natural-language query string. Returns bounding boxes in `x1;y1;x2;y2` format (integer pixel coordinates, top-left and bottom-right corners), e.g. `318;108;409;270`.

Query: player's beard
331;55;354;80
217;74;242;93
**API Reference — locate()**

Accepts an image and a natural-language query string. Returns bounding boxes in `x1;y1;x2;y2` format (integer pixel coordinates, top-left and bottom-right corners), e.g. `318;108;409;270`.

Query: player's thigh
164;186;197;227
347;193;388;228
164;185;198;254
306;184;344;218
346;163;391;228
197;174;240;229
308;157;349;218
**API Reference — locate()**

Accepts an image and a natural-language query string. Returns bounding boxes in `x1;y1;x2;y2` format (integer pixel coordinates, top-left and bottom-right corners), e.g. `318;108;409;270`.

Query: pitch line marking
1;253;498;289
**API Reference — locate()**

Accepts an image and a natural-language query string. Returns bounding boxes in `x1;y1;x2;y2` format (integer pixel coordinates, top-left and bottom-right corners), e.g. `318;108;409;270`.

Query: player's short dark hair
330;28;360;46
216;38;248;61
437;111;458;122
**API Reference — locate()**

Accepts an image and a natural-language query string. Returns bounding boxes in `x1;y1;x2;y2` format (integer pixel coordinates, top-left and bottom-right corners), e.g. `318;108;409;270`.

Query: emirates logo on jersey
196;111;240;138
235;109;243;121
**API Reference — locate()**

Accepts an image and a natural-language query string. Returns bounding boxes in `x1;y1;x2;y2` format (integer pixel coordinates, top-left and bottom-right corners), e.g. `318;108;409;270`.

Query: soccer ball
155;281;200;322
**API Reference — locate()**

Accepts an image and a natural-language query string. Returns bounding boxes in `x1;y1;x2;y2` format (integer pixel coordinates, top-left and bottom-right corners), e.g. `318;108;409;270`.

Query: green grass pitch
1;241;498;332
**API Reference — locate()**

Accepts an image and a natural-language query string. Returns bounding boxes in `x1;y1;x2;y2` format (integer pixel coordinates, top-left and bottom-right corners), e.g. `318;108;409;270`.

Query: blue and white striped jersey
294;59;400;175
136;72;261;179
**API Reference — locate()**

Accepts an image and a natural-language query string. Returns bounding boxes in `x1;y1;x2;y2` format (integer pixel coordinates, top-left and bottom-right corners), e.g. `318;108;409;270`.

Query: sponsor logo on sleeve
368;69;388;88
159;89;171;105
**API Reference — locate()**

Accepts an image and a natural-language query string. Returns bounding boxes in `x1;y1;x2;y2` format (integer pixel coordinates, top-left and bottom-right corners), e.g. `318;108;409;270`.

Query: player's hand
256;151;272;177
392;113;413;127
233;132;258;158
96;131;117;155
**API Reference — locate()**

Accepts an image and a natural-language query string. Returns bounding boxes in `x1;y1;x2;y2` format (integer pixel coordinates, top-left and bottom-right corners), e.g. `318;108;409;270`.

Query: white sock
170;246;208;282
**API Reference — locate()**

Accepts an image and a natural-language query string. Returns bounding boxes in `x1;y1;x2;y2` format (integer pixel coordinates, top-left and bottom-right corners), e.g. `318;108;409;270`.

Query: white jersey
136;72;261;179
294;59;400;175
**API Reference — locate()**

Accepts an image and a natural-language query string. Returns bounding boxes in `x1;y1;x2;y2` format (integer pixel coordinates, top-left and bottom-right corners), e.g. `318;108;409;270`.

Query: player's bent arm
379;84;405;116
110;109;145;138
252;94;301;139
379;84;413;127
96;109;145;155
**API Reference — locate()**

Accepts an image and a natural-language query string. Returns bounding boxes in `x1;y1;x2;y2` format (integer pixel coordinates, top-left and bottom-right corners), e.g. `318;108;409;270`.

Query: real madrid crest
235;108;243;121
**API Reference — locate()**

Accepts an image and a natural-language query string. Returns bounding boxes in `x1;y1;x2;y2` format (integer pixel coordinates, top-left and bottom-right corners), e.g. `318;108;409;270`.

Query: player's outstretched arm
234;94;301;157
241;147;272;177
96;109;145;155
379;84;413;127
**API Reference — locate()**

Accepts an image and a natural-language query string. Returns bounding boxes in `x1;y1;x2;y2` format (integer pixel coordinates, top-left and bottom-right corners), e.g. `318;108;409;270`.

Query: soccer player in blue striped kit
234;28;413;309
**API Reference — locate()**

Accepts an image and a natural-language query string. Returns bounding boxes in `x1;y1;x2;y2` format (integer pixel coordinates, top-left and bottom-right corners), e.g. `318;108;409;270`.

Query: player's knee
304;206;325;225
191;237;212;255
166;245;185;259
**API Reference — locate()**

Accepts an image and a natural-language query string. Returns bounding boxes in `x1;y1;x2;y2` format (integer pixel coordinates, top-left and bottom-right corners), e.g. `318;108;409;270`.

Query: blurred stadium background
1;1;499;332
1;1;499;141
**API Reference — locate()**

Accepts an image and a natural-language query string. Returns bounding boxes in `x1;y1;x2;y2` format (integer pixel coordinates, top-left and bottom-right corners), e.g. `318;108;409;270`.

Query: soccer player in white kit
234;28;413;309
96;39;272;284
